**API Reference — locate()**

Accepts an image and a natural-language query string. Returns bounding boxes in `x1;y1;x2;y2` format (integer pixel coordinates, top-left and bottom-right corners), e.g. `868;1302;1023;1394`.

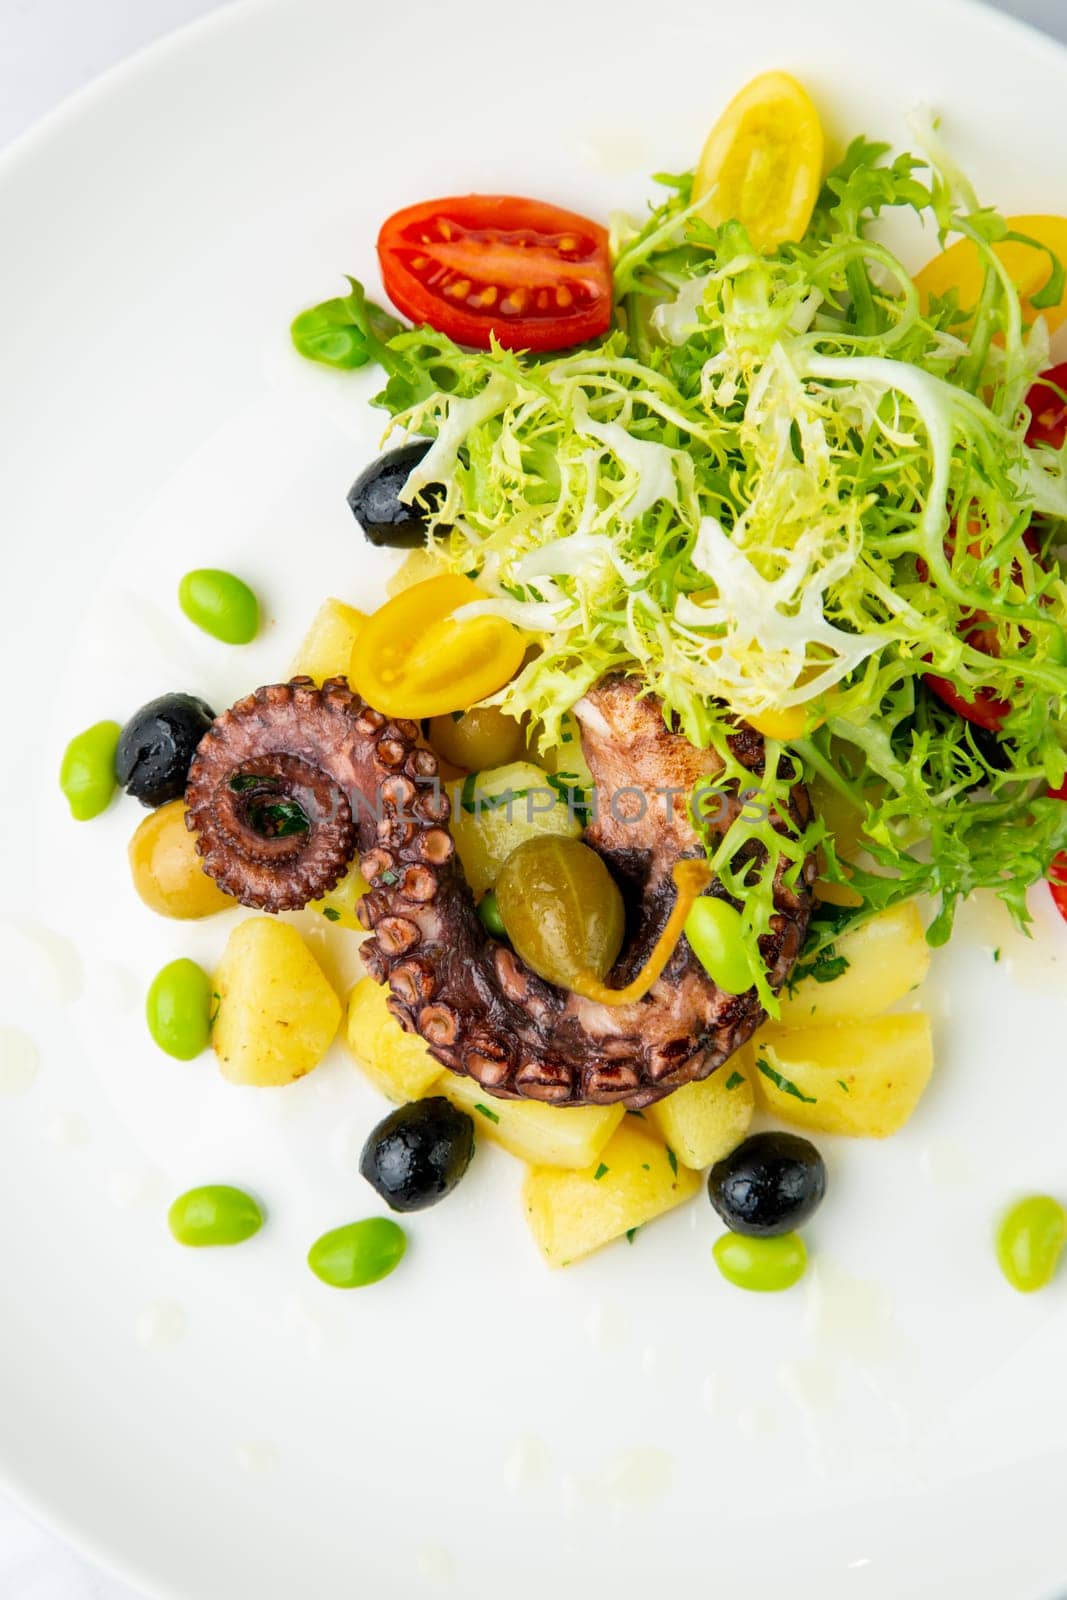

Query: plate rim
3;1;1067;1596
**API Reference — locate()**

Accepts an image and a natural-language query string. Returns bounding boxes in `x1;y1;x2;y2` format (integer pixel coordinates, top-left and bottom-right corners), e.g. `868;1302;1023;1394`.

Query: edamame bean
712;1229;808;1291
59;720;120;821
996;1194;1067;1292
307;1218;407;1288
146;957;213;1060
478;890;506;938
168;1184;263;1247
684;897;755;995
178;569;259;645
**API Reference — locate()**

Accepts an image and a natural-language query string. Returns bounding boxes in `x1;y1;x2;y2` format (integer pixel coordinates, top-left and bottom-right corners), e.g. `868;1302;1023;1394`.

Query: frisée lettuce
293;132;1067;1002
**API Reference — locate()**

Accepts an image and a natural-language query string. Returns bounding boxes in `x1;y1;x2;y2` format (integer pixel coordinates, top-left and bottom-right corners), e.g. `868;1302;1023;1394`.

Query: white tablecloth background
2;0;1066;1592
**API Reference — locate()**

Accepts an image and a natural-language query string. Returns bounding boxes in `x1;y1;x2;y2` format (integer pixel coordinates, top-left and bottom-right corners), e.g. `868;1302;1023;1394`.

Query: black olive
967;723;1012;775
707;1131;827;1237
359;1096;475;1212
116;693;216;808
347;440;446;547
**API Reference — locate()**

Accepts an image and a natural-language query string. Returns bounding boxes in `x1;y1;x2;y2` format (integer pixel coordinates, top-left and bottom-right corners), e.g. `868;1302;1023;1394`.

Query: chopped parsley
460;775;532;816
837;1079;851;1094
474;1103;500;1124
321;906;341;922
724;1070;745;1091
378;868;398;886
666;1146;679;1177
787;945;850;992
756;1057;817;1104
593;1163;609;1181
626;1226;641;1245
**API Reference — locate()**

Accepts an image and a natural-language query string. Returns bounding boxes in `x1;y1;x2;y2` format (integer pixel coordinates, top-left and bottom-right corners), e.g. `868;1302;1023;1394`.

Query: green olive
146;957;213;1060
307;1218;407;1288
178;569;259;645
684;896;756;995
712;1229;808;1291
428;706;526;770
996;1195;1067;1292
168;1184;263;1247
495;836;625;989
478;890;506;937
59;720;121;821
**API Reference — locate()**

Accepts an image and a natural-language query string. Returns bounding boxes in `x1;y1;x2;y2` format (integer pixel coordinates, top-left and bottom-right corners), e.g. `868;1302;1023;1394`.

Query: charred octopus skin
185;674;814;1108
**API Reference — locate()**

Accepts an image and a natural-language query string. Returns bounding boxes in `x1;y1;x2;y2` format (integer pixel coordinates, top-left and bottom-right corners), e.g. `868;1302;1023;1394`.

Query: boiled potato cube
648;1054;755;1170
344;976;440;1102
776;902;930;1029
214;918;341;1086
524;1118;701;1265
309;860;370;931
753;1014;934;1137
436;1069;623;1169
532;713;595;790
290;598;366;684
386;548;443;597
450;760;582;896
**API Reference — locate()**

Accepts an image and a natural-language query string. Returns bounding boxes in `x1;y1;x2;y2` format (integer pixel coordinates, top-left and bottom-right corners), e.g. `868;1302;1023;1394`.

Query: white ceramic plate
4;1;1067;1595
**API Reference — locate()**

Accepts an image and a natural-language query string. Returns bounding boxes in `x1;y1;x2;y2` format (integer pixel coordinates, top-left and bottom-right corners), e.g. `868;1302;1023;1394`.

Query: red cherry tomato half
923;671;1011;732
1025;362;1067;451
1049;855;1067;922
377;195;613;353
1047;778;1067;923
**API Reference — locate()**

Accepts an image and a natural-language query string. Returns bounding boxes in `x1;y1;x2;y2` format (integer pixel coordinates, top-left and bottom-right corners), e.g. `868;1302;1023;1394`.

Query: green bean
178;569;259;645
478;890;506;938
307;1218;407;1288
684;897;755;995
996;1195;1067;1292
168;1185;263;1247
59;720;120;821
146;957;213;1060
712;1229;808;1291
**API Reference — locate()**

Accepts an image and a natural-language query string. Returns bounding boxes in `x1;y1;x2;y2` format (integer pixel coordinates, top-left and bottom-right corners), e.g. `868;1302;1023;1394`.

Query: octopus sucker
185;673;815;1107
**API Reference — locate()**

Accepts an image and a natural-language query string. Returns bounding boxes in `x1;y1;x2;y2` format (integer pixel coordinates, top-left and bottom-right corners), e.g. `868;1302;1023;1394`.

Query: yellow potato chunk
344;976;441;1102
386;548;443;597
775;902;930;1029
436;1069;623;1170
524;1118;701;1265
753;1014;934;1137
214;918;341;1086
309;860;370;931
533;713;595;790
450;760;583;897
290;598;366;684
648;1054;754;1170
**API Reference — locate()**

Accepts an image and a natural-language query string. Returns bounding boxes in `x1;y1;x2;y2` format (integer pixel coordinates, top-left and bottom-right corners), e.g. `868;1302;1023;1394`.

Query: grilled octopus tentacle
185;674;815;1108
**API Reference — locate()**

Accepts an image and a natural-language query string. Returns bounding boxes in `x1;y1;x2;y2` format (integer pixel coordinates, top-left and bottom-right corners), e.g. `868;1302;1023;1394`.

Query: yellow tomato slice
694;71;824;251
747;706;810;741
350;575;526;719
915;215;1067;332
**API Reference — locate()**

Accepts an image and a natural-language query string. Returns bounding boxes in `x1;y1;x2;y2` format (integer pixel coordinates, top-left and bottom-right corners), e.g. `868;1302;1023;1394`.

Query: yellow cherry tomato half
350;575;526;719
694;71;824;251
915;215;1067;332
747;706;809;741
